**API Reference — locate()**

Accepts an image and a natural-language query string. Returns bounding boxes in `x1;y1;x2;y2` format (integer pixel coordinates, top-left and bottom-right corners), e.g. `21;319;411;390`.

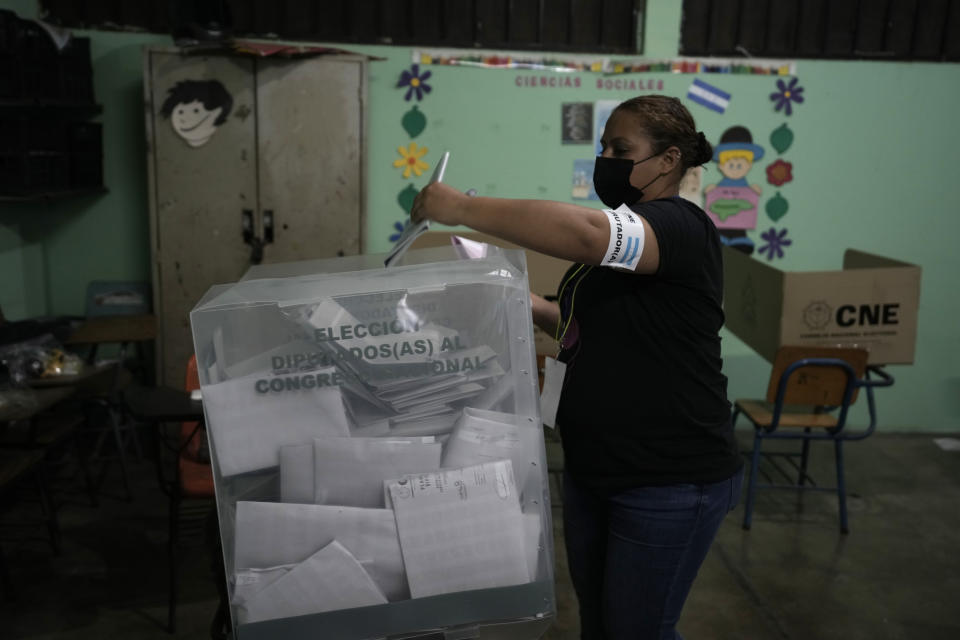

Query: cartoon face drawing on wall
702;126;766;255
160;80;233;148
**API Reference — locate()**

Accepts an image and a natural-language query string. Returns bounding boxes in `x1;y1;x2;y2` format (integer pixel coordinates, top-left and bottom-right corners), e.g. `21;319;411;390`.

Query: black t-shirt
555;197;742;491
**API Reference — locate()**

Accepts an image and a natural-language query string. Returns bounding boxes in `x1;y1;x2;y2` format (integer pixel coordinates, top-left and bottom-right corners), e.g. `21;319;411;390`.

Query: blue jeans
563;468;743;640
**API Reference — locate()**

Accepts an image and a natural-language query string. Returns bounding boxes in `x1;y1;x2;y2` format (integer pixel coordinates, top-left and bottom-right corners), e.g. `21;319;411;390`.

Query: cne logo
803;301;832;330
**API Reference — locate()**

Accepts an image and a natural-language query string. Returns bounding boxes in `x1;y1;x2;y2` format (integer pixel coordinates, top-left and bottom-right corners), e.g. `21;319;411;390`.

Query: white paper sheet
468;373;515;412
239;540;387;624
442;408;541;496
522;511;543;582
203;374;351;477
232;564;293;608
234;501;409;601
313;437;442;508
387;460;529;598
280;444;315;503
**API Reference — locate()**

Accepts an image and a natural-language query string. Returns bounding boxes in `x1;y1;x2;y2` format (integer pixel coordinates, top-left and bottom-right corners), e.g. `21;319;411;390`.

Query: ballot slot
190;247;554;639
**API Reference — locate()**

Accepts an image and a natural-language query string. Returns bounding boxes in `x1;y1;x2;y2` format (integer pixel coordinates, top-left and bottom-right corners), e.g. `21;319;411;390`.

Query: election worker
411;95;743;640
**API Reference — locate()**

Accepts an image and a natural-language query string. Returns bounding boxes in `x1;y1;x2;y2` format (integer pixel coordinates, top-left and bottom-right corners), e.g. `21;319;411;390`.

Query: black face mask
592;153;661;208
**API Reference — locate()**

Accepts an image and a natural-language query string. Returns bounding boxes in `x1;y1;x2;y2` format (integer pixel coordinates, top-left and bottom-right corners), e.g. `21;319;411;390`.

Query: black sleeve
634;200;708;279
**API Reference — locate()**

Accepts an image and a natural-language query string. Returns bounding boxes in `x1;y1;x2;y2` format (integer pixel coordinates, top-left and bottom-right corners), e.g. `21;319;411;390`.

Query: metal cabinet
144;48;366;385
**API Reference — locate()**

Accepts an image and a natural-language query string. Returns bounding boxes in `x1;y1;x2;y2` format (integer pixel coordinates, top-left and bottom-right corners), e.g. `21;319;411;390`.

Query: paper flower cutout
758;227;792;260
397;64;432;102
770;123;794;154
402;106;427;138
770;77;804;116
765;192;789;221
393;142;430;178
766;159;793;186
389;221;405;243
397;184;419;213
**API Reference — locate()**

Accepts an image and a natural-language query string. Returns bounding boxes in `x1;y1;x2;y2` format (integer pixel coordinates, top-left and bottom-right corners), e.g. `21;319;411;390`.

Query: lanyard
554;264;593;345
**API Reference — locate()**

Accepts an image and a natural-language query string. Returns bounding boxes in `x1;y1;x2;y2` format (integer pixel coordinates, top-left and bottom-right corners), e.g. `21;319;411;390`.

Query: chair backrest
84;281;151;317
180;354;204;459
765;345;869;406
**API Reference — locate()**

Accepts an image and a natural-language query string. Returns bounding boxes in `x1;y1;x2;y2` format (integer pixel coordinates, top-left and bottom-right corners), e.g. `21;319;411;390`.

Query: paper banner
771;77;804;116
412;49;796;76
758;227;792;260
402;106;427;138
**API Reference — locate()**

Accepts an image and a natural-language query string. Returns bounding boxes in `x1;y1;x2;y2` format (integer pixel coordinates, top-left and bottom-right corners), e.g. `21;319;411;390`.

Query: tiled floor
2;431;959;639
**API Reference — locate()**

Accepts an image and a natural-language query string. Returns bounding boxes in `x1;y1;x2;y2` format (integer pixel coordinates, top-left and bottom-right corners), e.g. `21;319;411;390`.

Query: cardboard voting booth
190;245;555;639
722;247;922;365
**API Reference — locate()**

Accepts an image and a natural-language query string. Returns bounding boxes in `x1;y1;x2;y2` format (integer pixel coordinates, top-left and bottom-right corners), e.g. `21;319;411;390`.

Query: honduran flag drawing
687;79;730;113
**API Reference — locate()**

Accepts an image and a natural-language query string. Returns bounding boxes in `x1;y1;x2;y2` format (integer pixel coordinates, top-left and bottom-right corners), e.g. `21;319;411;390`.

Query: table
123;385;203;424
64;314;157;347
0;387;75;424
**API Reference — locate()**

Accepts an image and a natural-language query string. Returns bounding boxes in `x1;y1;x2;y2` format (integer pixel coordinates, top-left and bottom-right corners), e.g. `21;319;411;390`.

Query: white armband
601;204;645;271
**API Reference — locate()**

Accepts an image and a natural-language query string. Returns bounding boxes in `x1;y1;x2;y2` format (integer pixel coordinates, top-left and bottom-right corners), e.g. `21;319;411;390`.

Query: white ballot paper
313;437;442;508
233;564;293;610
239;540;387;624
282;437;437;505
384;150;450;268
442;408;540;497
387;460;529;598
234;501;409;601
279;443;315;503
202;373;350;477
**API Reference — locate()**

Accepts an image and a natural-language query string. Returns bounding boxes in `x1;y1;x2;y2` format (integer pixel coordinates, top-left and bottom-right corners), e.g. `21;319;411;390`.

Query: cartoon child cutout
160;79;233;148
703;126;765;255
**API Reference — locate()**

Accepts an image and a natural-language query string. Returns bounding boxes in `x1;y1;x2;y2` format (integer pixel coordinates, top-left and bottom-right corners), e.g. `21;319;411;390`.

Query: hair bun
695;131;713;165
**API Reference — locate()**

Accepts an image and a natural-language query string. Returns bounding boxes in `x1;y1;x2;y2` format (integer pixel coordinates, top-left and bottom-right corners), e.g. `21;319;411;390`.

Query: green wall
1;0;958;431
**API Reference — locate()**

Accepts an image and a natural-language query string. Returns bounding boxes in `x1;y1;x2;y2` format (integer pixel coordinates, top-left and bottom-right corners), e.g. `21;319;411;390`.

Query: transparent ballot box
190;246;555;639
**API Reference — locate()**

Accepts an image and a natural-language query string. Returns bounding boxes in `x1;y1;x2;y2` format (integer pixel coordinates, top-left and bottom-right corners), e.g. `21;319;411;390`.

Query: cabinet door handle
263;209;275;244
242;209;254;244
242;209;263;264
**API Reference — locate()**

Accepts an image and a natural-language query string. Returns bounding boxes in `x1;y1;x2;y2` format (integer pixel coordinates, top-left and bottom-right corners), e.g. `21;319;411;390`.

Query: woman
412;95;743;640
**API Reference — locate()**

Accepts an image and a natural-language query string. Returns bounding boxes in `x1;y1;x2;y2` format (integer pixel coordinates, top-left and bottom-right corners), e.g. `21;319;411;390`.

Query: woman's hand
411;182;469;226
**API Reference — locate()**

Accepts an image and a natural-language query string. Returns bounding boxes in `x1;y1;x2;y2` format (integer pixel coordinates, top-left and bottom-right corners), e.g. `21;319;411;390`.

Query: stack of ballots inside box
190;245;555;639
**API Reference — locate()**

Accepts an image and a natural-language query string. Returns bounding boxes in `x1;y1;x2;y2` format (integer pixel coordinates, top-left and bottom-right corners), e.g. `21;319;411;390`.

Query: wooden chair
167;354;217;633
123;354;214;634
733;345;894;534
